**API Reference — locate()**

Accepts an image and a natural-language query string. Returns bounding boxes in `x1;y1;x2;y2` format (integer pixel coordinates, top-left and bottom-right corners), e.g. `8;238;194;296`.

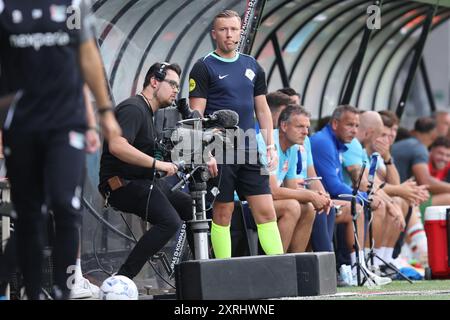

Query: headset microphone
234;41;239;44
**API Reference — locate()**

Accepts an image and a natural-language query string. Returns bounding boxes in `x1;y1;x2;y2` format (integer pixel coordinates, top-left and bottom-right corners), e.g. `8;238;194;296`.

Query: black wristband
97;107;113;115
384;158;393;165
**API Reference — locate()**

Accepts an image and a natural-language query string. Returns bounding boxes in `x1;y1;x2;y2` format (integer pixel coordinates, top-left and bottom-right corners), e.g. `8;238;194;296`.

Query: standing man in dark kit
189;10;283;258
0;0;121;299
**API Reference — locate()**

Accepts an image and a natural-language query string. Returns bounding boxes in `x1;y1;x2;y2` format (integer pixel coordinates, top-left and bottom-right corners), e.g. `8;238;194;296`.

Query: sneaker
352;264;391;287
70;277;100;299
364;266;392;286
352;267;376;287
336;273;351;287
369;265;384;276
377;264;397;279
337;265;353;287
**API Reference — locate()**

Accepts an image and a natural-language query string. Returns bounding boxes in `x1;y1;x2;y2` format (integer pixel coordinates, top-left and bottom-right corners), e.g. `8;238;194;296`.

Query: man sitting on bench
257;105;330;252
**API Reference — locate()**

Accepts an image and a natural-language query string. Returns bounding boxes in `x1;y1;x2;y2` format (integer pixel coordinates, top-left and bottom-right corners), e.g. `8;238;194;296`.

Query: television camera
153;99;239;260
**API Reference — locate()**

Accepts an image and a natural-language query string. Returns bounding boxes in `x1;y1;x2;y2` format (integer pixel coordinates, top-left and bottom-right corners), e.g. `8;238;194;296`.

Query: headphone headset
154;62;170;81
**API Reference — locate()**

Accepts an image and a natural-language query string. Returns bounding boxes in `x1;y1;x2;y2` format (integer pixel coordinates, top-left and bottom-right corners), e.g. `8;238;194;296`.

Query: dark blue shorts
207;162;270;203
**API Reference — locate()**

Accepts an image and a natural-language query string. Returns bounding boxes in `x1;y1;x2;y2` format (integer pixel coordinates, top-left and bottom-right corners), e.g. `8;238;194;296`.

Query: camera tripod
365;205;413;284
171;164;211;260
361;153;412;284
349;163;374;286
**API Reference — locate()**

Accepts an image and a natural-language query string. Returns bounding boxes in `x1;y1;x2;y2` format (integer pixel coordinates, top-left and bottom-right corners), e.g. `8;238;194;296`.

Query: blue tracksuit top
310;124;355;199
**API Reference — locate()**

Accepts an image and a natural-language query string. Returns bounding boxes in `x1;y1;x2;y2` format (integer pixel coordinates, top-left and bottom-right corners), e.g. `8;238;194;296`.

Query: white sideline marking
275;290;450;300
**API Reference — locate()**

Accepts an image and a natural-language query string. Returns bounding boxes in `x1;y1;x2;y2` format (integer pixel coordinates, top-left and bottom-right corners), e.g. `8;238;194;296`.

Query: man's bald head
359;111;383;131
357;111;384;144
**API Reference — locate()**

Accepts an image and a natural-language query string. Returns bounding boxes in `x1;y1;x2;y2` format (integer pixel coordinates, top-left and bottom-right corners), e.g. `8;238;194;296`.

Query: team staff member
0;0;121;299
258;106;330;252
189;10;283;258
310;106;366;277
99;63;206;279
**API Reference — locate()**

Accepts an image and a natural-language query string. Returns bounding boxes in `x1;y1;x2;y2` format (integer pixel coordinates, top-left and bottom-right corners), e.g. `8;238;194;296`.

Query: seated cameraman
98;62;193;279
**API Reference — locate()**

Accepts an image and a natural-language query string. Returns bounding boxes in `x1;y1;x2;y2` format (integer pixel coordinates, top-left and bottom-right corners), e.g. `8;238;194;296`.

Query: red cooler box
424;206;450;279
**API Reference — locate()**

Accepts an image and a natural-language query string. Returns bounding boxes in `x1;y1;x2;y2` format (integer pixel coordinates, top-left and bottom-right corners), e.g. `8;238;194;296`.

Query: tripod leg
374;254;413;284
352;217;371;286
350;209;381;287
386;263;413;283
368;209;378;268
373;254;412;283
351;202;371;286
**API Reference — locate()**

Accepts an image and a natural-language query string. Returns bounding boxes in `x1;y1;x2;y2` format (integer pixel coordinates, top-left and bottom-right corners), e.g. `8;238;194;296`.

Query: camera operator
99;62;198;280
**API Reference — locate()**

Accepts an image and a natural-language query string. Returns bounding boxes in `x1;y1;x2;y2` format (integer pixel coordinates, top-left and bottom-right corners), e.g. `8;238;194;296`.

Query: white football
99;275;138;300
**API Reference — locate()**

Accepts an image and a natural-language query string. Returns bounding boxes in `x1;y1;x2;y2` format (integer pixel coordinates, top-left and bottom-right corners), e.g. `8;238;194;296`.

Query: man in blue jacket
311;106;376;284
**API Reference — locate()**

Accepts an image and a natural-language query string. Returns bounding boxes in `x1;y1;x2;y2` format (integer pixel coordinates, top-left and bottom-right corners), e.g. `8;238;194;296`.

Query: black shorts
207;162;271;203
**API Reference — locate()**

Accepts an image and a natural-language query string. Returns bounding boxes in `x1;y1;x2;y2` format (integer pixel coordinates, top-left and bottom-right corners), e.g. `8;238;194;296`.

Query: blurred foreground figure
0;0;121;299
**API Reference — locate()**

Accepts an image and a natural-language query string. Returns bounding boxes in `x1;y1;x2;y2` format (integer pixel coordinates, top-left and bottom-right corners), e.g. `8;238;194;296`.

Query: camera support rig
168;118;217;261
154;104;238;262
171;164;211;260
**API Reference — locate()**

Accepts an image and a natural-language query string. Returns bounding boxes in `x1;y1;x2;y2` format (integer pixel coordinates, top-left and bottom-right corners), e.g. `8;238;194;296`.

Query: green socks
211;220;283;258
257;221;284;255
211;222;231;259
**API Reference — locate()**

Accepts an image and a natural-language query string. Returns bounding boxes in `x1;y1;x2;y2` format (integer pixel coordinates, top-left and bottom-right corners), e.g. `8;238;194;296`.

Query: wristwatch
384;158;393;165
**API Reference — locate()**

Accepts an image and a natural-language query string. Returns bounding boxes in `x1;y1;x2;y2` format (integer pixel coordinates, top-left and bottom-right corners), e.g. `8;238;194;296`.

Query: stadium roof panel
93;0;450;118
413;0;450;8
